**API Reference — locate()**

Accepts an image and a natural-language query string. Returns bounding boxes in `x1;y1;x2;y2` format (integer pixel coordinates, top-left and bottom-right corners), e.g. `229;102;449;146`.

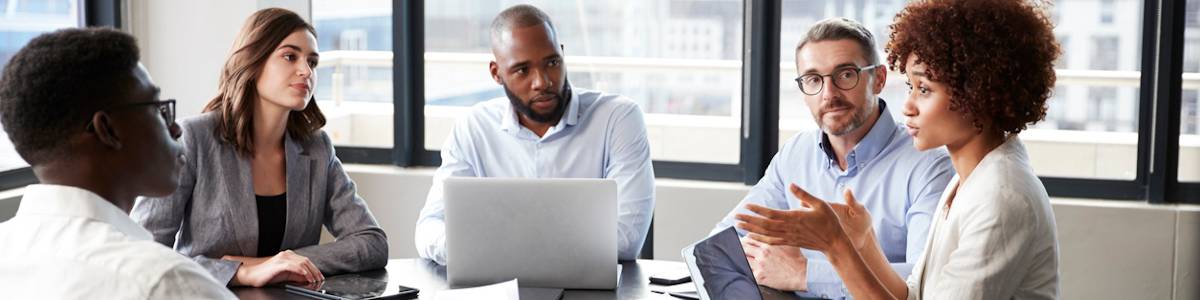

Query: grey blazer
131;112;388;284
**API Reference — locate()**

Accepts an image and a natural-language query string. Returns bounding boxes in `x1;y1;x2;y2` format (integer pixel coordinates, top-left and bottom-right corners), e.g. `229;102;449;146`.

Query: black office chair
639;217;654;259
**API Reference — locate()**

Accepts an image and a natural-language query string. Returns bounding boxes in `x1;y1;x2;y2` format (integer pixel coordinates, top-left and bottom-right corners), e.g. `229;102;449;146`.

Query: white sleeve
148;261;237;300
415;115;478;265
927;193;1036;300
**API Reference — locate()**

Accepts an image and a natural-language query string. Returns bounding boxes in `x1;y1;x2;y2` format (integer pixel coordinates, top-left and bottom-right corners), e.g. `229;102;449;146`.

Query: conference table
232;258;697;299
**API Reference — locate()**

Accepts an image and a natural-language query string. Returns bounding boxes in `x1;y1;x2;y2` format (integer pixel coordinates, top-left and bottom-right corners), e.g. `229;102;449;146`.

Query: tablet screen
690;227;764;299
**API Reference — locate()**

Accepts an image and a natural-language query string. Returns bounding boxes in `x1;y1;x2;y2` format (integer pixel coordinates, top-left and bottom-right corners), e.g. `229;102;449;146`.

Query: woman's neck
946;130;1006;185
253;99;289;154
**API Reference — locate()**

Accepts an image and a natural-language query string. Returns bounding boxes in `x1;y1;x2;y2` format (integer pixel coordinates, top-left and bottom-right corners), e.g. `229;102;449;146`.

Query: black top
256;193;287;257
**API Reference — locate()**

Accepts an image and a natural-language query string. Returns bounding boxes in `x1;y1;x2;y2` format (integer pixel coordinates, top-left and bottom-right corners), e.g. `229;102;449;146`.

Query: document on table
435;279;520;300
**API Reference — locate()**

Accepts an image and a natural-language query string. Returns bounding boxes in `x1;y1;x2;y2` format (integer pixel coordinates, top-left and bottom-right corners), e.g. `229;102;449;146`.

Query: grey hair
490;4;557;46
795;17;879;65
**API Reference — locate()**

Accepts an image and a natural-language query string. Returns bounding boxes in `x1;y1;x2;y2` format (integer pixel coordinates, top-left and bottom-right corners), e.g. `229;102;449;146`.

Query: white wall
124;0;310;118
340;165;1200;300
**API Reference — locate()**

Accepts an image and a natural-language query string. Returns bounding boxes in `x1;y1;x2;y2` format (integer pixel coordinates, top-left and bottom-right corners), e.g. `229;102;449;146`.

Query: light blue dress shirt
712;99;954;299
415;86;656;265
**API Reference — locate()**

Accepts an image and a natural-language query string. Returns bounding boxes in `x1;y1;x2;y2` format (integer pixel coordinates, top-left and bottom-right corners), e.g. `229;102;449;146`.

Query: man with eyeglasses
709;18;953;299
0;28;235;299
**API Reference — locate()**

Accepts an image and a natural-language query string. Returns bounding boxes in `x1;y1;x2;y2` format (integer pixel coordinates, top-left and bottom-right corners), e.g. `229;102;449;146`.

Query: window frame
321;0;1198;203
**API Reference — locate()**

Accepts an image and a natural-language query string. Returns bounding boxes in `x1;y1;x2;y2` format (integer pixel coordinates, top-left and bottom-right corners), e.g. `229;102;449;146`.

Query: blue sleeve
414;115;479;265
799;150;952;300
710;136;798;236
603;102;656;261
907;152;953;265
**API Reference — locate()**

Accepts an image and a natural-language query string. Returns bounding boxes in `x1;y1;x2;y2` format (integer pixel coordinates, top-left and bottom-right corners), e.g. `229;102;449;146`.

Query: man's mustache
819;98;855;114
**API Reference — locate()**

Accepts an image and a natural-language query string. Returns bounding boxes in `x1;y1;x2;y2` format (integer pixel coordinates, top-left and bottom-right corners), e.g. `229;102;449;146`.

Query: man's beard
819;96;873;136
504;78;572;124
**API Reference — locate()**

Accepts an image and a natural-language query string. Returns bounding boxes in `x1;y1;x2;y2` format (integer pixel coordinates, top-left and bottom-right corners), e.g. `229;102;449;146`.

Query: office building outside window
422;0;744;164
311;0;393;148
313;0;745;164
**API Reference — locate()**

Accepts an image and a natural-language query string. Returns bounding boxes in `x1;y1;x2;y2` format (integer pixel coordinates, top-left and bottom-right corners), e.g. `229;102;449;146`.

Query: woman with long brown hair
132;8;387;287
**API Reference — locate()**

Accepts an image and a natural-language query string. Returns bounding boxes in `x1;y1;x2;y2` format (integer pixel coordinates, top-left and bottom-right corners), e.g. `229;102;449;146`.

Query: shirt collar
14;184;153;241
815;98;898;167
499;84;581;134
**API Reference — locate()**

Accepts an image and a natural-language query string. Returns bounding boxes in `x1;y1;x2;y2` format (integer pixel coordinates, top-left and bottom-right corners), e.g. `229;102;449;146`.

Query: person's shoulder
121;240;204;270
957;146;1049;221
293;128;334;158
471;97;510;115
775;130;821;158
881;122;950;167
578;88;640;114
457;97;509;128
176;111;226;151
179;111;221;137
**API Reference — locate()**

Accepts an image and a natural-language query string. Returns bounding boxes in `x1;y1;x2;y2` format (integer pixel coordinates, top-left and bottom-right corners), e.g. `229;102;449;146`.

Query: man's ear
89;111;122;150
489;61;502;85
871;64;888;94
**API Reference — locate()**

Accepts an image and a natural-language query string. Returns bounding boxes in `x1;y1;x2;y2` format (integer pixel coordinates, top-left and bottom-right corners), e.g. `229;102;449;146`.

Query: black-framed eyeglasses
85;99;176;131
794;64;881;95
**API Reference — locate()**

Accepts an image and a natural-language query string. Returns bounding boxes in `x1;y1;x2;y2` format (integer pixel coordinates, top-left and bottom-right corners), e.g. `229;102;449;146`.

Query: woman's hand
226;250;324;287
828;188;875;252
735;184;854;253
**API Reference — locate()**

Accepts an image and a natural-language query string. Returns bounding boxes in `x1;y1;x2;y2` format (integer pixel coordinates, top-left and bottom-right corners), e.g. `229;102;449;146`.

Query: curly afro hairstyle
0;27;140;165
885;0;1060;134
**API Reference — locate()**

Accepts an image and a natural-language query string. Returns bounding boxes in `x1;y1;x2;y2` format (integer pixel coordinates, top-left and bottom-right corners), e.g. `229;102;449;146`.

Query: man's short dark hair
0;27;140;165
795;17;879;65
490;4;557;46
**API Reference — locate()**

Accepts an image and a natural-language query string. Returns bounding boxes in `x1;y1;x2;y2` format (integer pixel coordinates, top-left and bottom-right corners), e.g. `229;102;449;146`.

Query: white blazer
906;137;1060;299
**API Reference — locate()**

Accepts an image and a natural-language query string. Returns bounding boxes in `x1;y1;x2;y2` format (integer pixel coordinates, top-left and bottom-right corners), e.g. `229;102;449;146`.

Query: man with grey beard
709;18;953;299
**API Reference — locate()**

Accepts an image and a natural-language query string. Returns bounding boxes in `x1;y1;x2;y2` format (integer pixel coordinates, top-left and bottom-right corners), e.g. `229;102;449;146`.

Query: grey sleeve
292;134;389;274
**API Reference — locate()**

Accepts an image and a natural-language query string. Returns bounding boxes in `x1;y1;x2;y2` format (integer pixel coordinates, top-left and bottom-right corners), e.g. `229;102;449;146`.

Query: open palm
828;188;874;251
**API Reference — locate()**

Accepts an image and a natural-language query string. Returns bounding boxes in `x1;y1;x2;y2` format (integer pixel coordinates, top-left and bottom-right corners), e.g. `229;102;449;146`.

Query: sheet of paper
650;281;698;294
435;279;520;300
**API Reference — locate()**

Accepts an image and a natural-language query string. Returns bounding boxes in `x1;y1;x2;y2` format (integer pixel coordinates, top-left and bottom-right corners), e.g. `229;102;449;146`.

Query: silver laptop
444;177;619;290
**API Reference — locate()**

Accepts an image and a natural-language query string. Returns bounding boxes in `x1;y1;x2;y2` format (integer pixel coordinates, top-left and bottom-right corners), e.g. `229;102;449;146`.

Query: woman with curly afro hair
734;0;1061;299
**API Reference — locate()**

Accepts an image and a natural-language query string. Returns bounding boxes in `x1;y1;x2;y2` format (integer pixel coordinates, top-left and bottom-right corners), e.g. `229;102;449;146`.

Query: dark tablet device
285;273;418;300
682;227;802;300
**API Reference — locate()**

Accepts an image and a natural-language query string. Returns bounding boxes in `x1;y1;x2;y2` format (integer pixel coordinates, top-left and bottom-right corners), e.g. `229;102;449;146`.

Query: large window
423;0;744;164
305;0;1192;202
312;0;393;148
777;0;1143;181
0;0;81;172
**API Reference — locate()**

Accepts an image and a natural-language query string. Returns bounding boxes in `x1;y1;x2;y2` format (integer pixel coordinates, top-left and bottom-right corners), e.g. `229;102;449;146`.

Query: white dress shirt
0;184;235;299
415;86;656;264
906;137;1059;299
